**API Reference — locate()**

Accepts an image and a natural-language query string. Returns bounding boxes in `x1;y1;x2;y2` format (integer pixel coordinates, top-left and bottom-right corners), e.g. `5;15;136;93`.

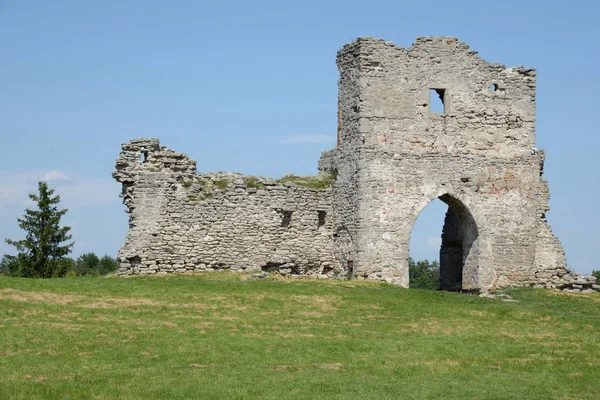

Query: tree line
1;181;117;278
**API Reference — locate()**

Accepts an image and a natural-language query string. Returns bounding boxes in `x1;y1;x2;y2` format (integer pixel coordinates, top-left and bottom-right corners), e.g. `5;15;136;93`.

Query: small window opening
318;211;327;227
140;151;148;163
491;83;499;92
429;89;445;114
281;211;292;227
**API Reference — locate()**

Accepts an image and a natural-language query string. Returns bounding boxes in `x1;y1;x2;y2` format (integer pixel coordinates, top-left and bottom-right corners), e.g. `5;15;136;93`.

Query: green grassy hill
0;273;598;399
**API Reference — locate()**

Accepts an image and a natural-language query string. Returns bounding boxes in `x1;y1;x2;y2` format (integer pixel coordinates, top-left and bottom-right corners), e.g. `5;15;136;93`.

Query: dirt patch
80;301;114;309
527;332;556;339
360;314;398;321
297;311;325;318
315;363;342;370
188;364;213;369
194;322;214;329
289;295;341;305
216;315;238;321
279;332;315;338
82;297;160;308
167;303;218;310
0;289;163;309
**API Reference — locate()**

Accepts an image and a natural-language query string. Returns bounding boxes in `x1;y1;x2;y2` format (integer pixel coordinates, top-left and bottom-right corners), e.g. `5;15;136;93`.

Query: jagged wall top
113;138;197;185
336;36;537;157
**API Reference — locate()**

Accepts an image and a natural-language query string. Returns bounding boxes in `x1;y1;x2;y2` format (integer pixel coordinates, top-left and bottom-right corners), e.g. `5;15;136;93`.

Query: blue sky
1;0;598;273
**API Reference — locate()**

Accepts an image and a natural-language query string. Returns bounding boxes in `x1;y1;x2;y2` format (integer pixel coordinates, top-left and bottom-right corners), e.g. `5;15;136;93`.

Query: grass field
0;273;598;399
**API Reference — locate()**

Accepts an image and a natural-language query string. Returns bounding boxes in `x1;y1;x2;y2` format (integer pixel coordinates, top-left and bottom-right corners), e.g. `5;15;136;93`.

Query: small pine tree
4;181;74;278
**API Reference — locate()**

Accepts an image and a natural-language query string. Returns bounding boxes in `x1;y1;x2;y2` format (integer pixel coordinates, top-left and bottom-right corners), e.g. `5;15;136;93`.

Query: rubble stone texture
113;37;597;291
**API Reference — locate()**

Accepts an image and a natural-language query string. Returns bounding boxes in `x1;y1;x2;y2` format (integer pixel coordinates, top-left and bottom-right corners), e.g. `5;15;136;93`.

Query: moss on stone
245;177;264;189
279;171;336;190
214;179;231;190
194;178;209;187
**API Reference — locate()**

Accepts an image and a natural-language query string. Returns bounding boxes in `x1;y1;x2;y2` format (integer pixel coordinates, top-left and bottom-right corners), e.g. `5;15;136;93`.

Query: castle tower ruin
327;36;566;289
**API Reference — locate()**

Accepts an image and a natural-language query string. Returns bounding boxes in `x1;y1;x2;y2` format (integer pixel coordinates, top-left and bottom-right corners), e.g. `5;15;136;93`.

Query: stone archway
410;193;480;291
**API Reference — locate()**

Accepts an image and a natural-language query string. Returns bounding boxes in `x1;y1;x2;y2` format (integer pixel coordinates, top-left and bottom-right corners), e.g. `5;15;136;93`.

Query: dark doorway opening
409;194;479;291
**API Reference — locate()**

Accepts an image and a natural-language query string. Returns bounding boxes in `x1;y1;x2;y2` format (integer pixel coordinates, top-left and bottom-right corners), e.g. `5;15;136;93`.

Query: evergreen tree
4;181;74;278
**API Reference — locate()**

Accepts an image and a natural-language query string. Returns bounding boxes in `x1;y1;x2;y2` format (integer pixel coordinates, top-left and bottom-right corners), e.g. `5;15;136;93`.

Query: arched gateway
114;37;594;291
411;193;479;291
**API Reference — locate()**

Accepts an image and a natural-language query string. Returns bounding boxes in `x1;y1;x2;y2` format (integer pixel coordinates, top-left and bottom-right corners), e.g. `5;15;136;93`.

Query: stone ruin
113;36;597;292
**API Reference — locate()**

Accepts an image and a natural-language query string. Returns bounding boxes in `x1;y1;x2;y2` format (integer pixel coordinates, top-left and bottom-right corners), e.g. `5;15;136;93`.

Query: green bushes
409;257;440;290
72;253;118;276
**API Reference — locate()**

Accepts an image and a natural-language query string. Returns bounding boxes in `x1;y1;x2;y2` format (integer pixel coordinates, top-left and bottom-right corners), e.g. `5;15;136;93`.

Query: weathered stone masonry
114;37;597;291
113;138;337;278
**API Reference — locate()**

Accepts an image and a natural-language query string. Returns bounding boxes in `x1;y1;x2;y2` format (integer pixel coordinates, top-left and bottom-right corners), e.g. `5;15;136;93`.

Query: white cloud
43;170;71;183
280;135;336;144
427;236;442;249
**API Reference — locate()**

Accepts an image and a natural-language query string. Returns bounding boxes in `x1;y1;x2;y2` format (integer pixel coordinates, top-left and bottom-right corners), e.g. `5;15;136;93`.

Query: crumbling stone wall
113;37;596;292
113;138;336;277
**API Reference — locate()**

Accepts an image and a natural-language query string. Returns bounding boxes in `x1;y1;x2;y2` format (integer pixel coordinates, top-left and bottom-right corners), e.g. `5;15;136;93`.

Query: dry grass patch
0;288;83;305
296;311;326;318
316;363;342;370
